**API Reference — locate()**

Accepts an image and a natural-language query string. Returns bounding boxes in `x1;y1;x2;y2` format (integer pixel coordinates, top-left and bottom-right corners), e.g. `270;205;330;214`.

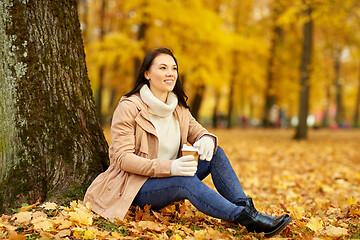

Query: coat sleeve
185;109;218;152
110;100;172;178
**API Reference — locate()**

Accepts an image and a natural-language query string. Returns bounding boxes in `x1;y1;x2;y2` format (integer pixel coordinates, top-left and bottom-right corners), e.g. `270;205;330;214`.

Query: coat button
107;187;110;191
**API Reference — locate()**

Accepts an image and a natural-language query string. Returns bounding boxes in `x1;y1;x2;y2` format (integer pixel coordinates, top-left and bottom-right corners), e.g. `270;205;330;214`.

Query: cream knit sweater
140;85;180;160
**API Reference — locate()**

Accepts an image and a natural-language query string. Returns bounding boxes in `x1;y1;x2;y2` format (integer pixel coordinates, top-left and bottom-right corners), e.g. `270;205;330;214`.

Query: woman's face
144;54;178;102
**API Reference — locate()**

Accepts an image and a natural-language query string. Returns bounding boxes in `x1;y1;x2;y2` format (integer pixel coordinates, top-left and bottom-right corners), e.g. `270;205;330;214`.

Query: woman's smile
164;79;175;83
144;54;178;102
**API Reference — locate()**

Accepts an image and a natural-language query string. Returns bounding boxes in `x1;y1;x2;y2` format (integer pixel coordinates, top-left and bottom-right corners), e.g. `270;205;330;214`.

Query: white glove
193;135;215;161
170;155;197;176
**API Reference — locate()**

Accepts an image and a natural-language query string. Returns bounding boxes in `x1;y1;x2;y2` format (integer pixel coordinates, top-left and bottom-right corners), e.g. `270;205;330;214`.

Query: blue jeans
132;146;248;222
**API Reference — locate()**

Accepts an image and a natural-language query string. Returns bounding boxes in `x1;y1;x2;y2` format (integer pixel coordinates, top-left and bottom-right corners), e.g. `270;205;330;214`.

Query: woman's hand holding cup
170;155;197;176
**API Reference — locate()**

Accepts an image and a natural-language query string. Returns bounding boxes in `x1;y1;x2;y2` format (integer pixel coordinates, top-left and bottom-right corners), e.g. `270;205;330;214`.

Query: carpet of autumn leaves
1;128;360;239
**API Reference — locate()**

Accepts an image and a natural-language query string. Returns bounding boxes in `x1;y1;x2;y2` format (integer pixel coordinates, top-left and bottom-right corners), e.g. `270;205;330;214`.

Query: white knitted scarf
140;84;178;117
140;85;180;160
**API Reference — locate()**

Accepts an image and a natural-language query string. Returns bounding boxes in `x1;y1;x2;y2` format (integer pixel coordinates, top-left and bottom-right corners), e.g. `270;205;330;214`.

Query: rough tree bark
0;0;108;214
294;3;313;140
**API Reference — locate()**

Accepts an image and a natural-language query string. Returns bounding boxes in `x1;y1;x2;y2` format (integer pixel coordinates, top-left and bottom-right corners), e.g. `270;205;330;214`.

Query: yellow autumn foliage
79;0;360;124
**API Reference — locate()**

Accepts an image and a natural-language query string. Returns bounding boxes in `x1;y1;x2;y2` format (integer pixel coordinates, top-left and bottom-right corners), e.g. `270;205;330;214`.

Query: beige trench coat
84;93;218;221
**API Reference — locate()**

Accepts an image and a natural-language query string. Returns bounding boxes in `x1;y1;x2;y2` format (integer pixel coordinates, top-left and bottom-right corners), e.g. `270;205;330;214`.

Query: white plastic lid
181;144;198;152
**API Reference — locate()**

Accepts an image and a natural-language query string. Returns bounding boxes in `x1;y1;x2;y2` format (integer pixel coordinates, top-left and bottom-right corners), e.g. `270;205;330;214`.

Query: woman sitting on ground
84;47;292;238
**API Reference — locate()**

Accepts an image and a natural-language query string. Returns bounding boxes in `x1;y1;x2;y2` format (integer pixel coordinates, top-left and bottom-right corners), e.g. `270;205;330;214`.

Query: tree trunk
322;84;331;127
263;5;282;127
227;2;241;129
77;0;88;44
333;49;343;126
212;90;220;128
0;0;108;214
96;65;105;125
95;0;106;126
134;22;147;79
227;51;239;129
190;85;205;120
294;4;313;140
133;1;148;82
353;63;360;127
227;78;235;129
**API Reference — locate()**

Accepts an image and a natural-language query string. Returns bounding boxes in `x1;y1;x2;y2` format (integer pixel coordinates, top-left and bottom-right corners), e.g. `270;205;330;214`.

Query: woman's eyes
160;66;177;71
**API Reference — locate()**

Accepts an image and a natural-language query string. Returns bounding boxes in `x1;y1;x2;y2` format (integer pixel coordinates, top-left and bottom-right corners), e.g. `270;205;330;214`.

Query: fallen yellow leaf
287;205;305;219
71;227;84;237
57;218;73;230
0;222;17;231
323;225;348;236
83;229;95;239
8;230;26;240
111;231;122;238
85;201;93;211
347;197;358;206
171;233;182;240
295;219;307;229
138;220;166;232
306;217;324;233
194;230;207;240
41;202;58;210
69;208;93;226
19;199;41;212
31;217;54;231
19;204;35;212
320;185;334;193
70;201;78;209
165;205;176;213
56;229;71;238
350;208;360;217
39;231;53;240
14;211;32;225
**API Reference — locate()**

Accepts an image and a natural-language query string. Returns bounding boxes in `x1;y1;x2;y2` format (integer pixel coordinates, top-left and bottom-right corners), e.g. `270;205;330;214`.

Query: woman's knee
214;146;224;156
212;146;228;161
172;175;201;187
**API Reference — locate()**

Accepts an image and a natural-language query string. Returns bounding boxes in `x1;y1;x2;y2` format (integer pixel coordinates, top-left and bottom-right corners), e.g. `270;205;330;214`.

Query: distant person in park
84;48;292;237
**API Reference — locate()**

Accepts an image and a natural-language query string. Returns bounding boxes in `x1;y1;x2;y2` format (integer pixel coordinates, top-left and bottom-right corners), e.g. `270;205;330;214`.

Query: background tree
294;1;313;139
95;0;107;125
0;0;108;213
354;62;360;127
262;1;283;127
78;0;360;133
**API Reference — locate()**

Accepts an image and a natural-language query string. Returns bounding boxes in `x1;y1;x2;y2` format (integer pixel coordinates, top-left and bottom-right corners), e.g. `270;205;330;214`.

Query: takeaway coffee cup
181;144;199;162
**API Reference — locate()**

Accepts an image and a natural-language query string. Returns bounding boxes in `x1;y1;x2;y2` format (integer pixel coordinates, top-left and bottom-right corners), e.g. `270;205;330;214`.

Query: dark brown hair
125;48;189;108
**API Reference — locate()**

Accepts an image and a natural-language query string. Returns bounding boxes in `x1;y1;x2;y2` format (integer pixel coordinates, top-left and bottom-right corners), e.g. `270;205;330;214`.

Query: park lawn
1;128;359;239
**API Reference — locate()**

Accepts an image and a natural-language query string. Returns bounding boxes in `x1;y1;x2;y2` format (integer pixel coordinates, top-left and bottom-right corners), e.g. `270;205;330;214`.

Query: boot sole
264;216;293;238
